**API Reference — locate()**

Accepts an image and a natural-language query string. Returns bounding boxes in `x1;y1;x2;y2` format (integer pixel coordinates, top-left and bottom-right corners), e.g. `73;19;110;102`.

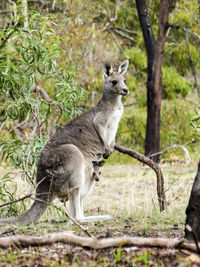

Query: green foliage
164;43;200;76
124;47;147;72
0;5;86;210
117;105;146;153
190;104;200;143
0;172;29;217
160;99;196;154
162;66;191;99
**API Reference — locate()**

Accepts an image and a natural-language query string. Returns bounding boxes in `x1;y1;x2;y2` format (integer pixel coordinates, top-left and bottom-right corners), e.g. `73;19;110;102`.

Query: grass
0;160;198;266
0;160;197;234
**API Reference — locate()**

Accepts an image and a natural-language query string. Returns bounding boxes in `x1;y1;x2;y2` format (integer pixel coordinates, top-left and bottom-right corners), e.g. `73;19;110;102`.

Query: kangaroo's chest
106;106;123;144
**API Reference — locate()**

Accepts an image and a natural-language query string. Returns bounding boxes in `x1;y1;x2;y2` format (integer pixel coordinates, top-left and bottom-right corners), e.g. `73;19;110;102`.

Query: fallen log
0;232;199;254
114;144;166;211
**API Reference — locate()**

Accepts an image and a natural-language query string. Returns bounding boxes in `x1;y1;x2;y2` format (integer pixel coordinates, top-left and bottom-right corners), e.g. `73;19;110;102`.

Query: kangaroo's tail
0;192;53;225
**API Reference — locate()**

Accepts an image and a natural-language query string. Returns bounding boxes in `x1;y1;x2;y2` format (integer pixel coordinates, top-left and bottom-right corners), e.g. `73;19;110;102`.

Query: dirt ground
0;162;199;266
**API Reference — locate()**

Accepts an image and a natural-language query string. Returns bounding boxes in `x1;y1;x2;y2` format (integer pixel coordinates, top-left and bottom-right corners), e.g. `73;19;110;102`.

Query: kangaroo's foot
74;214;113;223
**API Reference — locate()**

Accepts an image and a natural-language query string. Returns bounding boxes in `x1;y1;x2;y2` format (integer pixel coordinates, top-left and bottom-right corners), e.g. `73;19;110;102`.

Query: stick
63;205;95;239
0;232;199;253
185;224;200;254
0;194;32;209
114;144;166;211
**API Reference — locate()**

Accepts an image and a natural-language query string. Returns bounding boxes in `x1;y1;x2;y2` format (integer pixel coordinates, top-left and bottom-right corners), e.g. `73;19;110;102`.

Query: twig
111;28;135;42
0;194;32;209
109;0;121;22
0;176;47;209
31;85;53;103
150;144;191;164
0;29;16;50
24;149;35;186
110;26;137;35
185;224;200;254
107;28;123;53
168;23;200;40
63;204;95;239
114;144;166;211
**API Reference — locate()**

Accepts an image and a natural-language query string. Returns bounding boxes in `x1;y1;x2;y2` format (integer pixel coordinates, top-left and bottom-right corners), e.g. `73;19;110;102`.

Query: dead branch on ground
114;144;166;212
0;232;199;254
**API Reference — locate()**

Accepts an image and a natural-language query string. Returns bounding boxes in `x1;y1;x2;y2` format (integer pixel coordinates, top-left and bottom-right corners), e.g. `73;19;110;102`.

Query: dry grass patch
84;162;197;232
0;162;197;235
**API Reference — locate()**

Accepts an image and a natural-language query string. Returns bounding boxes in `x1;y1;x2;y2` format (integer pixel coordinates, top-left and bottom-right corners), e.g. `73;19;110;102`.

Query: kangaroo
0;60;129;224
92;160;105;182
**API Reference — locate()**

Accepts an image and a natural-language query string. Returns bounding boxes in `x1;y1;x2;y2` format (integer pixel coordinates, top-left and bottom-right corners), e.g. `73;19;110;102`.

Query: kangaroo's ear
102;62;113;80
98;160;105;167
118;60;129;75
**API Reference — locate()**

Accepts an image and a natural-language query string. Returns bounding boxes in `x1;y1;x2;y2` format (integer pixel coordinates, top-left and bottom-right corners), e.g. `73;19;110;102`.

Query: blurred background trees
0;0;199;168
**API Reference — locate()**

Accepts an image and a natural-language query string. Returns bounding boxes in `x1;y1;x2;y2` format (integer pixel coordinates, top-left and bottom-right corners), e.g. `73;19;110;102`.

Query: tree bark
135;0;170;163
185;161;200;241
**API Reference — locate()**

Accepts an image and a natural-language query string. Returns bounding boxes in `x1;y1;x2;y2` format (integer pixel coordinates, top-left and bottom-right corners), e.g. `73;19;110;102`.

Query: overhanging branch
114;144;166;211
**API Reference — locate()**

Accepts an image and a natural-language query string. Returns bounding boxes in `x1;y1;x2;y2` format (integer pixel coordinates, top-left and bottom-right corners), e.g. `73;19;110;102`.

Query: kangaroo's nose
122;88;129;95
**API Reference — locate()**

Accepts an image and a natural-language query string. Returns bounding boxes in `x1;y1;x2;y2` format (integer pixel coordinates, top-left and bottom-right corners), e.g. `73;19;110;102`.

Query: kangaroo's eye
124;79;126;84
112;80;117;86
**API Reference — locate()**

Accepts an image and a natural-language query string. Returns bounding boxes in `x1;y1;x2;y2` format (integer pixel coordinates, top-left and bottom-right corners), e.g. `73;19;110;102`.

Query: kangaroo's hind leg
69;162;112;223
53;144;85;220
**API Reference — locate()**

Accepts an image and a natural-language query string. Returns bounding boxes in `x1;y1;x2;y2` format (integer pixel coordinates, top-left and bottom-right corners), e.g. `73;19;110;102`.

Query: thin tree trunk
135;0;170;163
185;161;200;241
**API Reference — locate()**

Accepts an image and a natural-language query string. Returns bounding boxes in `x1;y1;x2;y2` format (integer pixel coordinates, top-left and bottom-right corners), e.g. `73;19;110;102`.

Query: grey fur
0;60;129;224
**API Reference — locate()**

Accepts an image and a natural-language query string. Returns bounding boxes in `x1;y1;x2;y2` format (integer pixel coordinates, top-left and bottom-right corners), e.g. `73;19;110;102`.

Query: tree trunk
185;161;200;241
135;0;170;163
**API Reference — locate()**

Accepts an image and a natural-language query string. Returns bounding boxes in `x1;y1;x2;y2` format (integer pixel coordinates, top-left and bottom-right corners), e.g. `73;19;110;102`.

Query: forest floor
0;161;199;266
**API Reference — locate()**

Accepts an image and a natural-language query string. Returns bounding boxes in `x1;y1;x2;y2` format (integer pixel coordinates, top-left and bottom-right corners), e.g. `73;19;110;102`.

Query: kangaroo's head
102;60;129;96
92;160;105;182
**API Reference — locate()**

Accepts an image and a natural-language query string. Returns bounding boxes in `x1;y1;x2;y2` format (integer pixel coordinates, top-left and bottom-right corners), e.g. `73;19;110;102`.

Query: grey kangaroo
0;60;129;224
92;160;105;182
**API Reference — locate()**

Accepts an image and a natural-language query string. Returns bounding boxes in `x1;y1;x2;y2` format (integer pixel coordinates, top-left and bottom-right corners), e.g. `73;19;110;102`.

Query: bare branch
114;144;166;211
111;28;135;42
150;144;191;164
0;232;199;254
107;28;123;53
185;225;200;254
0;194;32;209
110;26;137;35
31;85;53;103
24;149;35;186
109;0;121;22
168;23;200;40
